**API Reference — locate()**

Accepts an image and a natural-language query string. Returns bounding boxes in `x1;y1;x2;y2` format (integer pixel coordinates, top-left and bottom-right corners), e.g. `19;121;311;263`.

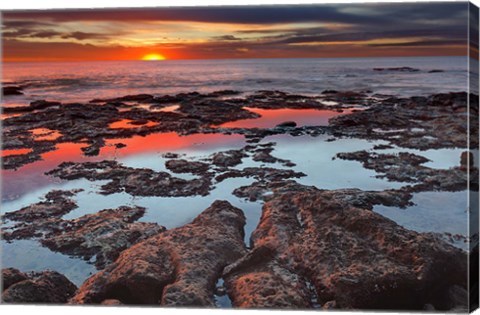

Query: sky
0;2;472;62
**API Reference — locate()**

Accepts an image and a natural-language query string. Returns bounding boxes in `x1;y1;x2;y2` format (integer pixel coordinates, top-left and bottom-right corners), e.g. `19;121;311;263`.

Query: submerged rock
165;159;210;175
276;121;297;128
46;160;214;197
2;199;165;269
41;206;165;269
2;269;77;304
71;200;247;306
2;189;83;222
223;188;468;310
336;150;478;192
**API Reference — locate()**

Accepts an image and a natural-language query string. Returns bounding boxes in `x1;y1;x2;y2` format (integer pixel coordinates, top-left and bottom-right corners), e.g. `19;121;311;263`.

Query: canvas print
0;1;479;312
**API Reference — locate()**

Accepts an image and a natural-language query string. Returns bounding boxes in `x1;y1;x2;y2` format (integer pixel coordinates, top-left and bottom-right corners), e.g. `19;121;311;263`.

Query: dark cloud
367;40;466;47
61;31;109;40
1;20;54;28
2;2;470;61
31;31;62;38
270;27;467;45
212;35;242;41
2;2;467;26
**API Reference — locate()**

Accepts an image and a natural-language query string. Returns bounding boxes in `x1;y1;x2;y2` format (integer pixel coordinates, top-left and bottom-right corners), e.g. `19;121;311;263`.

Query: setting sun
142;53;166;61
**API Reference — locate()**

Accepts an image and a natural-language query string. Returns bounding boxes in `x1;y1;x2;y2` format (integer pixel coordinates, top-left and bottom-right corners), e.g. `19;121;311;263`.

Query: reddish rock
2;268;28;291
41;206;165;269
2;270;77;304
71;200;247;306
224;188;468;310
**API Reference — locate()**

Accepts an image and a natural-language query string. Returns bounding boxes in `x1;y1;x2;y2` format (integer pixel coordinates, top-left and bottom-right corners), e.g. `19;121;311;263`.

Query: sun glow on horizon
142;53;166;61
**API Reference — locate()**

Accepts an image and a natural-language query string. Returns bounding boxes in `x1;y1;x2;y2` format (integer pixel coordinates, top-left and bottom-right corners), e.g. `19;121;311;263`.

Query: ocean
2;56;470;106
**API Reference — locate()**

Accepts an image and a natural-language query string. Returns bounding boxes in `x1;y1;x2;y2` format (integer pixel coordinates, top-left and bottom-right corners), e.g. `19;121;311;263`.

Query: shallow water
373;191;469;250
1;239;97;286
1;90;473;291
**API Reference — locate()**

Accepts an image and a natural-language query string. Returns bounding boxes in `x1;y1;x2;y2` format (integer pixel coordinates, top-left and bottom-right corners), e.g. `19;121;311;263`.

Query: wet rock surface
2;268;28;291
2;198;165;269
2;269;77;304
223;186;468;310
330;92;478;150
46;160;214;197
71;200;247;306
336;150;478;192
2;189;82;222
41;207;165;269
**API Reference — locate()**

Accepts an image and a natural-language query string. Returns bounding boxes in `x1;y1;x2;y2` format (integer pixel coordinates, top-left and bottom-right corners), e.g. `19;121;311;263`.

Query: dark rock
46;160;214;197
207;90;242;98
2;194;165;269
2;86;23;96
321;90;338;94
330;92;478;150
428;69;445;73
2;268;28;291
165;159;210;175
162;152;180;159
2;270;77;304
40;206;165;269
71;200;247;306
2;189;82;223
276;121;297;128
336;150;477;192
373;144;395;150
373;67;420;72
211;150;246;168
215;167;305;184
460;151;474;168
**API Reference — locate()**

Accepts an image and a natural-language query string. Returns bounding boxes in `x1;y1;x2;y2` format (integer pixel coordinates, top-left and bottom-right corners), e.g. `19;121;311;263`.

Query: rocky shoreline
1;89;478;310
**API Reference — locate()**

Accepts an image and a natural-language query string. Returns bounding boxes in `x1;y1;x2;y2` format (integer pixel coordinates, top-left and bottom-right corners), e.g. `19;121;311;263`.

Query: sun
142;53;166;61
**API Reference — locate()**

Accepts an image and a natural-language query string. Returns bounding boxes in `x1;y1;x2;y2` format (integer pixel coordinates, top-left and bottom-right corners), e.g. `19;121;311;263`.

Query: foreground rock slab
223;188;468;310
2;268;77;304
71;200;247;306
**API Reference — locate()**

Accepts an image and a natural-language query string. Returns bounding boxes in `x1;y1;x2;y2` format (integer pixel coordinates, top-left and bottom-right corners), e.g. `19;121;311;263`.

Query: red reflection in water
1;142;90;201
30;128;63;141
1;148;32;157
102;132;243;156
2;132;243;200
109;119;159;129
219;108;353;128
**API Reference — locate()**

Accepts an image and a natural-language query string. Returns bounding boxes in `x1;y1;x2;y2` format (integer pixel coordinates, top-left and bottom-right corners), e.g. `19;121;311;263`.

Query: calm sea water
2;56;469;106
